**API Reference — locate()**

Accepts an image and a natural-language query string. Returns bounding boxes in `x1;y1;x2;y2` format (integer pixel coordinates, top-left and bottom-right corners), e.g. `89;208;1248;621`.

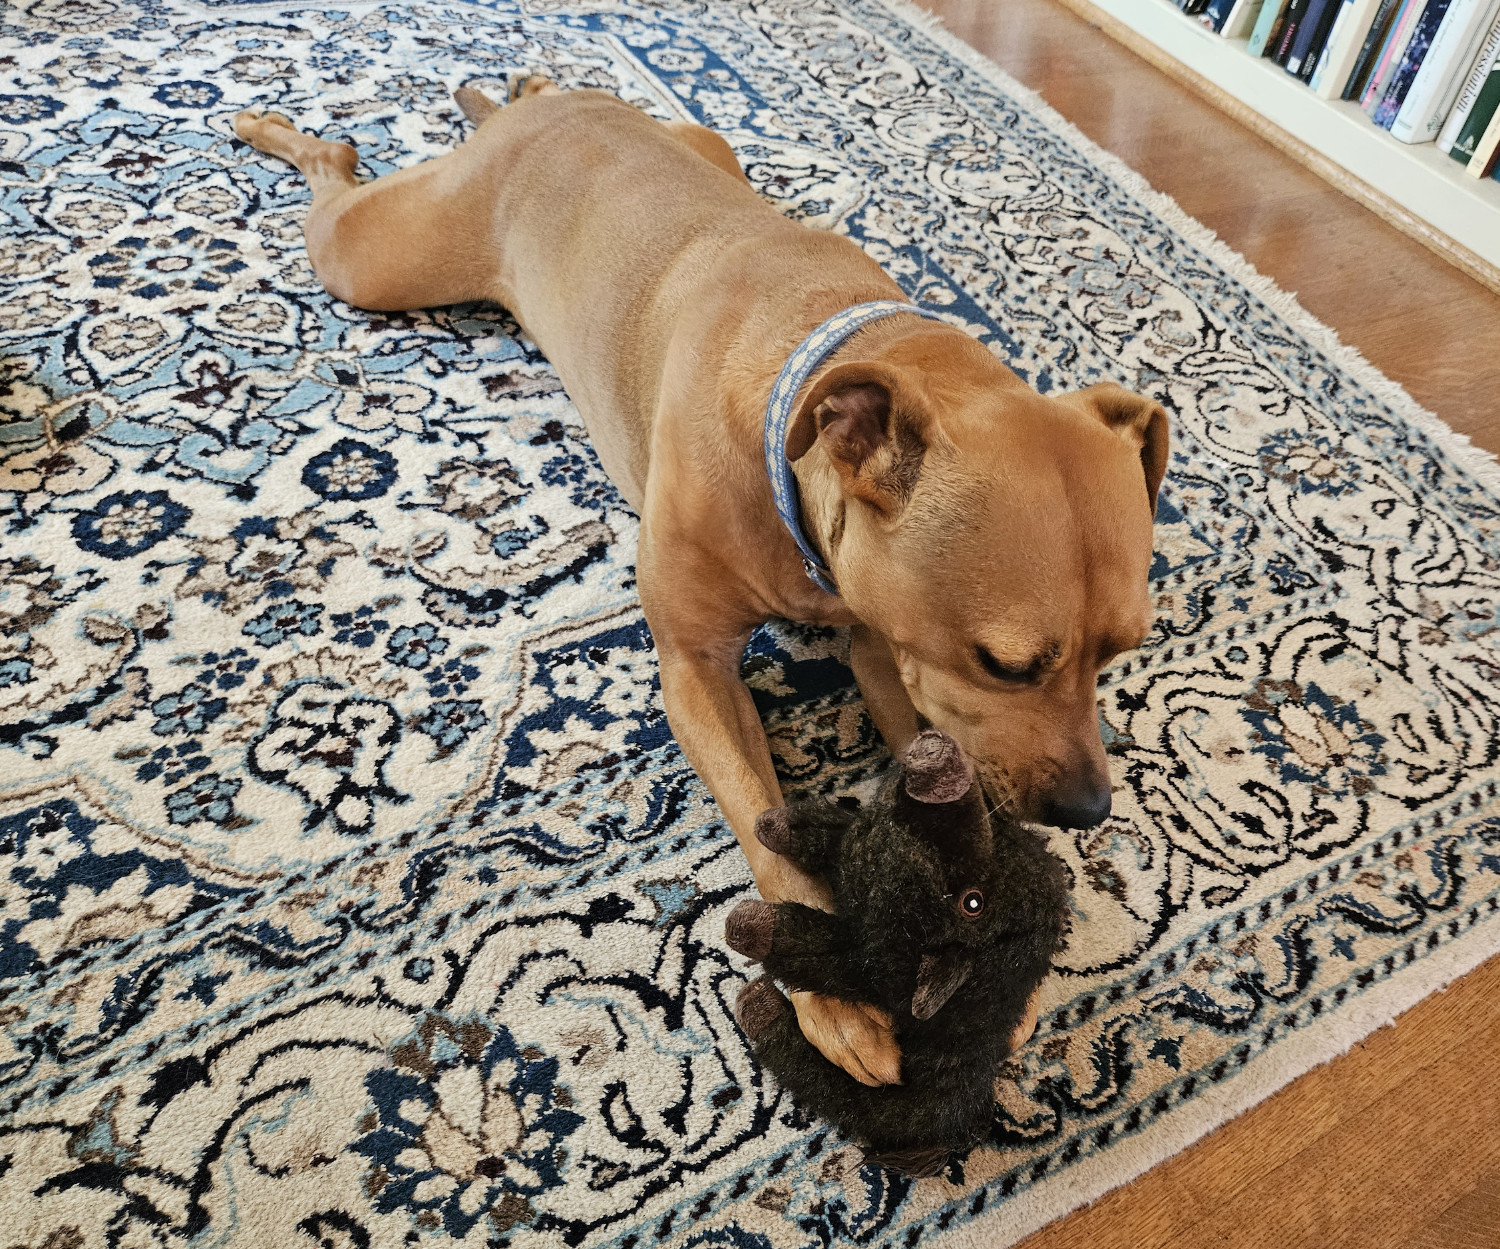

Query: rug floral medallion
2;0;1499;1245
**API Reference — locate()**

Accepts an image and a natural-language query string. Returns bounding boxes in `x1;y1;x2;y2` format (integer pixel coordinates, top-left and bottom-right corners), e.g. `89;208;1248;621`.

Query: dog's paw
232;109;295;145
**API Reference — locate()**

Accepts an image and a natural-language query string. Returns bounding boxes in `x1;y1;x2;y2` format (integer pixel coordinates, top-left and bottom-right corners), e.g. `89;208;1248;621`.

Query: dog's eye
958;889;984;917
976;646;1040;685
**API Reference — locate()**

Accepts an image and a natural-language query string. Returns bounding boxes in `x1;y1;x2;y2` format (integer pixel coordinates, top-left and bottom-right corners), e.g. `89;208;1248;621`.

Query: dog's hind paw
232;109;295;144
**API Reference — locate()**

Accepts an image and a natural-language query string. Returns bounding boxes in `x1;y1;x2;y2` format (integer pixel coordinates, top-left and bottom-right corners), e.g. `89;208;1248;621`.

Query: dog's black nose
1040;784;1112;830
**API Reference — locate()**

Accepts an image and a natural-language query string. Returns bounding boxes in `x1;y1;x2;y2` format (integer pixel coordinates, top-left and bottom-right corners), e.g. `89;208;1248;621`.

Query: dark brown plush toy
725;730;1070;1176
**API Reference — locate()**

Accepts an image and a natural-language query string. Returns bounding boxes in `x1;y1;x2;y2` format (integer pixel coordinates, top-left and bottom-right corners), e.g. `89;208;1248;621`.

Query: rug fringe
873;0;1500;502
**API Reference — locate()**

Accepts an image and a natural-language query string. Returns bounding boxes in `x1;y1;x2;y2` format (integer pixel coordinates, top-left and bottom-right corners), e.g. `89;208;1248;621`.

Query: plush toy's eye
959;889;984;917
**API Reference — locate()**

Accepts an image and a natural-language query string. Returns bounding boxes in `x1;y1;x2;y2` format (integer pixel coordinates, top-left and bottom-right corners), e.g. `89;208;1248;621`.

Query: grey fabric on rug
2;0;1499;1246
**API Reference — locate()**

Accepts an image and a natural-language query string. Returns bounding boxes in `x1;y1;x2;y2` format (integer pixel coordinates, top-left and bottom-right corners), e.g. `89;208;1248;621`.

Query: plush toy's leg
753;804;855;877
726;900;871;1001
733;974;792;1038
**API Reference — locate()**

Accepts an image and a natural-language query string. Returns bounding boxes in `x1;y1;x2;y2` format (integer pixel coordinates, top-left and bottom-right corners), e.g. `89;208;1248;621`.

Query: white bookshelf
1078;0;1500;283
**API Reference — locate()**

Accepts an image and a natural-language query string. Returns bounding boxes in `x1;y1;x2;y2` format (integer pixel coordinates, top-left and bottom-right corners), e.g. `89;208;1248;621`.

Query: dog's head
790;327;1167;829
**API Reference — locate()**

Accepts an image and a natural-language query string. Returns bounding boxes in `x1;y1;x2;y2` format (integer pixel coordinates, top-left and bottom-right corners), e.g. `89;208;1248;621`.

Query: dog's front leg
647;616;902;1087
653;630;811;904
849;623;921;755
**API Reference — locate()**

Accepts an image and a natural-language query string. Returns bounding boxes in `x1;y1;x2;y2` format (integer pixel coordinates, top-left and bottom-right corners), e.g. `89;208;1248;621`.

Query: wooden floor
911;3;1500;1246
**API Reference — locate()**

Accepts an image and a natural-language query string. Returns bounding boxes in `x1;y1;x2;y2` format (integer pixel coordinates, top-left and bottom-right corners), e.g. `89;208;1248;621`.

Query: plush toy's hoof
863;1144;951;1177
753;807;794;856
725;899;775;961
902;730;975;804
733;976;787;1040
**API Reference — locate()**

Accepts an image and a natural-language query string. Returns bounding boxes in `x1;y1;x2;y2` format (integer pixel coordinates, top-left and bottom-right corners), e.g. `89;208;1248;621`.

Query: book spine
1311;0;1355;86
1391;0;1500;141
1300;0;1350;76
1250;0;1290;51
1363;0;1426;110
1318;0;1386;97
1372;0;1453;127
1251;0;1290;51
1465;91;1500;170
1438;14;1500;147
1222;0;1267;38
1345;0;1407;95
1202;0;1239;29
1288;0;1340;72
1450;57;1500;156
1277;0;1314;60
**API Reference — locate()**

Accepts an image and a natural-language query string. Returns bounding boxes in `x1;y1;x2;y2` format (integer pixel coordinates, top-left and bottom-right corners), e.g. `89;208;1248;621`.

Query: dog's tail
453;86;499;125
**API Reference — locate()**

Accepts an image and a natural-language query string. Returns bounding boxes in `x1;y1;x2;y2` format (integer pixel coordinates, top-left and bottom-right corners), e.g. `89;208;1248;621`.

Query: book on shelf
1275;0;1315;60
1450;38;1500;156
1466;94;1500;171
1438;14;1500;149
1250;0;1294;54
1372;0;1453;127
1220;0;1267;38
1309;0;1352;76
1309;0;1355;87
1202;0;1239;29
1361;0;1429;111
1288;0;1344;74
1344;0;1408;97
1391;0;1500;140
1315;0;1385;96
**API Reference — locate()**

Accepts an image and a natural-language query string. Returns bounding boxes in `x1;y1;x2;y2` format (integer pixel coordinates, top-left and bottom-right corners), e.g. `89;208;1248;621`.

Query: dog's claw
753;807;793;856
725;899;775;961
733;976;787;1040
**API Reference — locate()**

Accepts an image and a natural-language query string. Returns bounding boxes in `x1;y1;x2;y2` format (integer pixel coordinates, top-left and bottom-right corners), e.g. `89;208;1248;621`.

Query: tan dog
232;77;1167;1086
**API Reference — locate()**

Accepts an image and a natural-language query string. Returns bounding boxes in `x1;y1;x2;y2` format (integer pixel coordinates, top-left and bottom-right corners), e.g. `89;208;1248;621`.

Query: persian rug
3;0;1499;1244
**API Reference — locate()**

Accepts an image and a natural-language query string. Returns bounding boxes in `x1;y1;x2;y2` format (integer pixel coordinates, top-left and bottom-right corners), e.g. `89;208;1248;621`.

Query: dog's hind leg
234;109;360;203
662;121;751;185
232;108;500;311
508;72;562;101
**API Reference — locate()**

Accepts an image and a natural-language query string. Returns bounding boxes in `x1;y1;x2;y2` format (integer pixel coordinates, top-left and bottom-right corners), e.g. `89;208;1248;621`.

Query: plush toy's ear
1074;382;1170;517
911;947;973;1020
785;361;927;515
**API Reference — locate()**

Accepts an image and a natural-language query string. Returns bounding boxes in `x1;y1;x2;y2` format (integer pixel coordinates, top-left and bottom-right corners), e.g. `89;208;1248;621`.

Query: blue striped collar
763;300;946;595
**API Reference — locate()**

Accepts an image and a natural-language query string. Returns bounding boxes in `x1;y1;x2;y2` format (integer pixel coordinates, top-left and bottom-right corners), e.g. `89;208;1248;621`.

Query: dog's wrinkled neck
788;449;846;579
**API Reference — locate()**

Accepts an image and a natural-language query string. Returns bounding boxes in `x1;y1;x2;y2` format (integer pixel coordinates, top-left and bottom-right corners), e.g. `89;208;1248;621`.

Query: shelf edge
1050;0;1500;296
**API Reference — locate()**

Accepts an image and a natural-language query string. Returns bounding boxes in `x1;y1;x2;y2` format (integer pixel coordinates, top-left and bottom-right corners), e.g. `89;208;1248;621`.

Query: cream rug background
2;0;1499;1245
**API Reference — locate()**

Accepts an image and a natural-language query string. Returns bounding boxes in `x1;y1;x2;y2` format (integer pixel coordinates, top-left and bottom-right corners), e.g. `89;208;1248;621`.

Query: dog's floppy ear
786;361;925;513
1079;383;1170;517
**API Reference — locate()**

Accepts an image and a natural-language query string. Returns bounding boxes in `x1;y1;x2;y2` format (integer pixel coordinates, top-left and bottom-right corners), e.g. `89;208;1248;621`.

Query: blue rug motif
3;0;1500;1245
